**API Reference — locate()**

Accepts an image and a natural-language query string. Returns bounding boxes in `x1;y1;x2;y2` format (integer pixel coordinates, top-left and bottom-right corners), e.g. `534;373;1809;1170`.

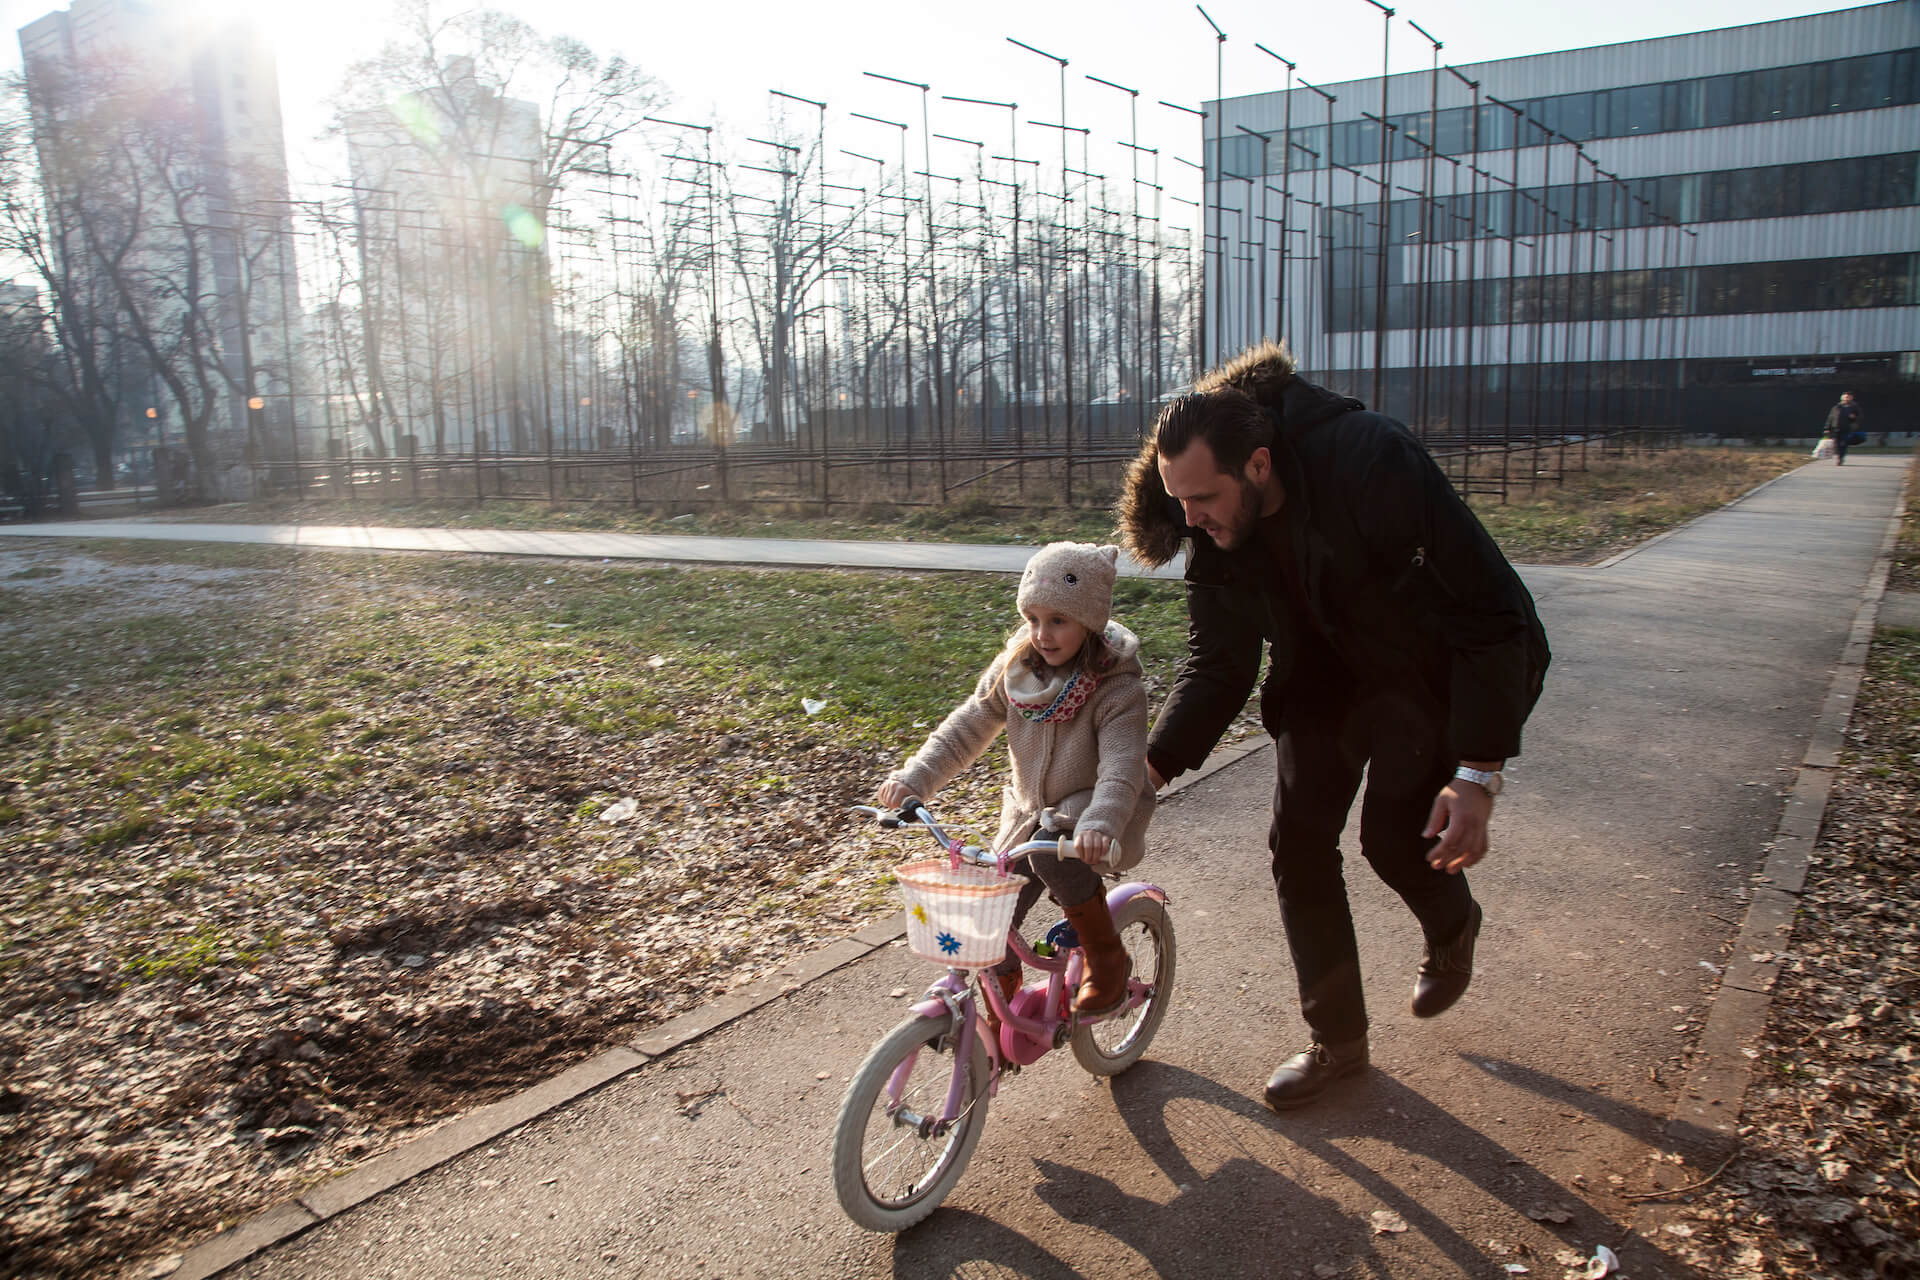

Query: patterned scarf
1006;663;1100;723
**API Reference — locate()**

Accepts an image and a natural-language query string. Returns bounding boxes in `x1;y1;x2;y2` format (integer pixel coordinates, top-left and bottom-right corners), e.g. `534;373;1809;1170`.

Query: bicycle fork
888;979;976;1136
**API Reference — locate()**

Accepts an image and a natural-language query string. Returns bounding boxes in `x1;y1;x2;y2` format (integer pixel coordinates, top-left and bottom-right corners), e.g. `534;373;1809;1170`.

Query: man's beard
1207;476;1265;550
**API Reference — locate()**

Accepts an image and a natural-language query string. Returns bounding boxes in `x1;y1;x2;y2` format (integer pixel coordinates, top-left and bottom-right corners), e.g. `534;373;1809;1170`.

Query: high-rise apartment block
18;0;303;481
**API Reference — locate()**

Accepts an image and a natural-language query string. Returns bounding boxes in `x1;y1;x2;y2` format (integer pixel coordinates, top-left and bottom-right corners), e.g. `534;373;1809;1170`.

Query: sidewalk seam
159;735;1273;1278
1665;458;1911;1157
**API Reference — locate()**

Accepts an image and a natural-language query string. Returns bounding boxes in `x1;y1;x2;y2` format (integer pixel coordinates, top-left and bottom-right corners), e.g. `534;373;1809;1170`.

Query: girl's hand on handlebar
875;779;912;810
1070;829;1111;863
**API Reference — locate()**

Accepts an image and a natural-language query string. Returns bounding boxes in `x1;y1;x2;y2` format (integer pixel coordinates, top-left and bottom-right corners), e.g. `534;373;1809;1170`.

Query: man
1119;342;1549;1111
1823;392;1863;465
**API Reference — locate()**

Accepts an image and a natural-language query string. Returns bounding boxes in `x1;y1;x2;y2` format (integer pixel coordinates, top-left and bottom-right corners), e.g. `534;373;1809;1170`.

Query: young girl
876;541;1156;1015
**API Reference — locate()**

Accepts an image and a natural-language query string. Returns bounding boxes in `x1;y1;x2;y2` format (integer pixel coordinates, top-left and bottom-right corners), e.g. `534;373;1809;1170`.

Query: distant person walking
1823;392;1864;466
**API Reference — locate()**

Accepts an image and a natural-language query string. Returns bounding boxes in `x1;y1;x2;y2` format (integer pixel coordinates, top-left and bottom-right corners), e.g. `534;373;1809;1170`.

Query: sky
0;0;1872;207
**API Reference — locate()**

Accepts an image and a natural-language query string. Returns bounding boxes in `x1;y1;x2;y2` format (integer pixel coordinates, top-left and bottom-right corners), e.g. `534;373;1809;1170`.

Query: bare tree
0;74;132;488
0;283;66;513
723;124;867;447
332;0;664;456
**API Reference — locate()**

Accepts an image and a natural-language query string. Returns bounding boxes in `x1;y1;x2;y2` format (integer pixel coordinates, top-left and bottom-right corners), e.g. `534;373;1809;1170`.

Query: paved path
39;458;1901;1280
0;518;1186;578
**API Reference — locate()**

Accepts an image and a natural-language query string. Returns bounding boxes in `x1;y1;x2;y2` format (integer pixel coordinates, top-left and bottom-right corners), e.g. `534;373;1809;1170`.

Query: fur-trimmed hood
1119;342;1360;567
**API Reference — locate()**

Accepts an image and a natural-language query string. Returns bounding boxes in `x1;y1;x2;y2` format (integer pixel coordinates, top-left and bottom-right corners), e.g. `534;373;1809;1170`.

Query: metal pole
1195;7;1228;367
1361;0;1395;409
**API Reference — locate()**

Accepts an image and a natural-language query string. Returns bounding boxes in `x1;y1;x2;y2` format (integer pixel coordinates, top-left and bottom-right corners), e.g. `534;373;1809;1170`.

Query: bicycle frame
902;892;1167;1127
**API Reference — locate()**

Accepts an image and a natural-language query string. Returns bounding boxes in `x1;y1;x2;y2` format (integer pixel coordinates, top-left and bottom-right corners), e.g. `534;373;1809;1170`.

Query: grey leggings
994;844;1105;978
1009;841;1104;925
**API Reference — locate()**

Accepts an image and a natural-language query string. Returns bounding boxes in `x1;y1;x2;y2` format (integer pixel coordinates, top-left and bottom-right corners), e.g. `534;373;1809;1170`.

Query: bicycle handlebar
851;798;1065;870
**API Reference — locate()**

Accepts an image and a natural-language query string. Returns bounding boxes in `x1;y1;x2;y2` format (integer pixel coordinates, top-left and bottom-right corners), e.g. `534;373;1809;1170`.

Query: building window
1261;47;1920;173
1325;252;1917;331
1317;152;1918;251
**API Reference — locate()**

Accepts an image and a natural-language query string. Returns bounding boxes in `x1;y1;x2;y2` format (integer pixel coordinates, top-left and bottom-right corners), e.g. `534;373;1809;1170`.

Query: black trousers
1267;651;1476;1045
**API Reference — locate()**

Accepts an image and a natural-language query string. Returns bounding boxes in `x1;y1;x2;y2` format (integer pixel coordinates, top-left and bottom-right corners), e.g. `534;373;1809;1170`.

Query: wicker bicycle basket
894;858;1023;968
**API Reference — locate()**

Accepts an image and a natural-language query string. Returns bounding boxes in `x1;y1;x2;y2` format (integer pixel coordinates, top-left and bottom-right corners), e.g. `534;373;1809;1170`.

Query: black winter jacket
1119;346;1549;781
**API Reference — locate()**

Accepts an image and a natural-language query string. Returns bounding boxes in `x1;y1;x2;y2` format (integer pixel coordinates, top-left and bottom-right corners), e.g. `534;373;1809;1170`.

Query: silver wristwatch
1453;765;1504;796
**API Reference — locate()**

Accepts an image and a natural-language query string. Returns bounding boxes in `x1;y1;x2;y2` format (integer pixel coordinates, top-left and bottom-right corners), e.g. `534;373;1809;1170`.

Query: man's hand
875;779;912;810
1422;782;1493;874
1069;829;1111;864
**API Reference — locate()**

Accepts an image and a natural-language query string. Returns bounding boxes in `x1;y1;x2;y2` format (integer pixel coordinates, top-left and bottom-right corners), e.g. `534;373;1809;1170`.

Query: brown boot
1063;897;1131;1016
980;956;1023;1039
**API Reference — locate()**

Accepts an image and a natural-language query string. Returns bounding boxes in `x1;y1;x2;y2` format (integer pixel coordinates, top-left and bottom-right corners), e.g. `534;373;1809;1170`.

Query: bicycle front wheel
1071;894;1176;1076
831;1011;992;1233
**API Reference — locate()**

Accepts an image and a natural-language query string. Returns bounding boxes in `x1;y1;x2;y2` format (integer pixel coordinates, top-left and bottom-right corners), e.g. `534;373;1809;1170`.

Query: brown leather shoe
1412;900;1482;1019
1263;1038;1369;1111
1063;897;1131;1016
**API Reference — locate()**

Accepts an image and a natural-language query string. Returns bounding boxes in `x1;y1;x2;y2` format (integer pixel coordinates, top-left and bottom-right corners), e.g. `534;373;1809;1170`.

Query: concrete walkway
23;457;1904;1279
0;517;1186;578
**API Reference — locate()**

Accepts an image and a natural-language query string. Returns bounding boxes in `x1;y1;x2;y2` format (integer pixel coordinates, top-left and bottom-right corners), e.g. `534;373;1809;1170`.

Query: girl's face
1022;609;1090;668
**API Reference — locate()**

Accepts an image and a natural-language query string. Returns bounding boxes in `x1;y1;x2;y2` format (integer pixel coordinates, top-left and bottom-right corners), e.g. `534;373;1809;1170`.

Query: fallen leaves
1646;625;1920;1278
0;543;1011;1279
1369;1209;1409;1235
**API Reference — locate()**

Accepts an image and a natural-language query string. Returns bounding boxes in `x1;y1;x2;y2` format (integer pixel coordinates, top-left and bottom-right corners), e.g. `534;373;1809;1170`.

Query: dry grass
1466;446;1807;564
1888;451;1920;593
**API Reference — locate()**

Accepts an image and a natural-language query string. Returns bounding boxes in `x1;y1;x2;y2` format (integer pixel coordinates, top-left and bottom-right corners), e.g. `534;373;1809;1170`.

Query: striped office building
1204;2;1919;439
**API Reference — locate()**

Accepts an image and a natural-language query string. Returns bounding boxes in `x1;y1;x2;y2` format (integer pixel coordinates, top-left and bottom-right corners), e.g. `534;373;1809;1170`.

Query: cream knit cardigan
887;620;1156;871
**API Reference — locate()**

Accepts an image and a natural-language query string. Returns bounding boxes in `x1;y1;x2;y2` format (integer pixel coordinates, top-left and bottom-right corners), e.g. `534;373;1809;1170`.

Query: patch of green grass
84;808;161;851
8;564;62;580
159;732;315;809
4;716;52;744
122;925;224;982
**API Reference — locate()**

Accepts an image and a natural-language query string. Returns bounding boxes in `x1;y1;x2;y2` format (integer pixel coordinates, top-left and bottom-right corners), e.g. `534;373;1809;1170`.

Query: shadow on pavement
1463;1053;1723;1154
889;1208;1081;1279
1060;1059;1717;1279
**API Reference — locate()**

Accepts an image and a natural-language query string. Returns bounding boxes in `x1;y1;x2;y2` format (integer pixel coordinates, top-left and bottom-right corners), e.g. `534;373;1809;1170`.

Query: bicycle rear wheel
1071;894;1175;1076
831;1010;992;1232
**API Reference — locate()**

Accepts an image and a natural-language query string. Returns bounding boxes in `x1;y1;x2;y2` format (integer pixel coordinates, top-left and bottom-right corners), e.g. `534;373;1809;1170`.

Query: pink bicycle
832;799;1176;1232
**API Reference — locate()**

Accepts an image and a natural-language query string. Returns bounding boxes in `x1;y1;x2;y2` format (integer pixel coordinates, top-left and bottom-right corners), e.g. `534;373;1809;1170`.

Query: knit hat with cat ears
1017;541;1120;635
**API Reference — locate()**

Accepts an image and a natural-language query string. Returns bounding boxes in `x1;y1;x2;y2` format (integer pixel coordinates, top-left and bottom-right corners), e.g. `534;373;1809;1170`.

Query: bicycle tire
831;1010;992;1232
1071;894;1176;1076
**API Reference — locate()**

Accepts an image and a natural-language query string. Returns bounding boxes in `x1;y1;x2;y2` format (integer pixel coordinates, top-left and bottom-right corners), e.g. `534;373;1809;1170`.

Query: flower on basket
937;931;961;956
911;904;928;925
